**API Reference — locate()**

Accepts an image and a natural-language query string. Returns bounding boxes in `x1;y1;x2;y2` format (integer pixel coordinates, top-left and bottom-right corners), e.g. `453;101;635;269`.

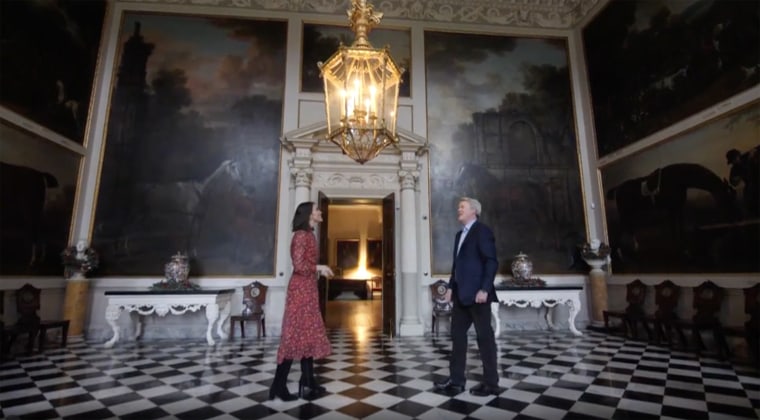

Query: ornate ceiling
125;0;603;29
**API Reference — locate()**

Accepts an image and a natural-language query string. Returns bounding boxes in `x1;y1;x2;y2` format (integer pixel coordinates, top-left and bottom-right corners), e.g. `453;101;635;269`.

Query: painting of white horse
92;13;286;275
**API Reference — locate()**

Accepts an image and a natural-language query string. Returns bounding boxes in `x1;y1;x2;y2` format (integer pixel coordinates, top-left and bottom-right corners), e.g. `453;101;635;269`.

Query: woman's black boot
269;359;297;401
298;357;326;399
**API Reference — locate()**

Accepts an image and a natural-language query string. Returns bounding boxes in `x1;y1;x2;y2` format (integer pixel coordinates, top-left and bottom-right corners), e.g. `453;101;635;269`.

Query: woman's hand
316;264;334;278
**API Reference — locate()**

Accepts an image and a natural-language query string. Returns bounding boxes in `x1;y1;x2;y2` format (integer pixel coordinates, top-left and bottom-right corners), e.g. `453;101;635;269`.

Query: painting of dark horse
605;163;751;272
584;0;760;156
0;0;107;143
0;162;58;269
603;102;759;273
0;121;80;275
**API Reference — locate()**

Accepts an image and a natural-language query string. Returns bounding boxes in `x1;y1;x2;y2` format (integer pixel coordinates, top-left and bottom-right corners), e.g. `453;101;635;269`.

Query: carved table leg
104;304;122;348
491;302;501;337
567;297;583;336
216;300;231;340
205;303;220;345
545;305;557;330
130;312;143;341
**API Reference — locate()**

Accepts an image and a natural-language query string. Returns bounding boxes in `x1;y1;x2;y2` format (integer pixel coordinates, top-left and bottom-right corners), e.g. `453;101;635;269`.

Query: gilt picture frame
337;239;360;270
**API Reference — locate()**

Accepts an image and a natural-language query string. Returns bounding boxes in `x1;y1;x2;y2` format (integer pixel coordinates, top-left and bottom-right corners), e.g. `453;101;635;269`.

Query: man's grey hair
459;197;481;216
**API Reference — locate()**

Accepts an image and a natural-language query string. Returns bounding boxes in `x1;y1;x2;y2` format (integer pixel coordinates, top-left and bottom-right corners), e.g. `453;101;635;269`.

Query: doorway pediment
281;121;428;161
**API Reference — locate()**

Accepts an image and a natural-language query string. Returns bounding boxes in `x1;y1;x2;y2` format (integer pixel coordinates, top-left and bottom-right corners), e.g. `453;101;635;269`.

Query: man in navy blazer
434;197;500;396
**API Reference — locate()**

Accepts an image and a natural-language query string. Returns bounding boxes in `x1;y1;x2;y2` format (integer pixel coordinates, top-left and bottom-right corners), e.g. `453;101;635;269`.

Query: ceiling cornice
121;0;601;29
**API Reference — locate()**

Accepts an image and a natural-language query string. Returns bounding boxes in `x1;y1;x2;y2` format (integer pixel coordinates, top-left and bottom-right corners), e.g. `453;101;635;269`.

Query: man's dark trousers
449;293;499;387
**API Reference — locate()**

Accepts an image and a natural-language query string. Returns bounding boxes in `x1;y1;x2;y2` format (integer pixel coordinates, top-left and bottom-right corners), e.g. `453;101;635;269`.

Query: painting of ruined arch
425;30;586;276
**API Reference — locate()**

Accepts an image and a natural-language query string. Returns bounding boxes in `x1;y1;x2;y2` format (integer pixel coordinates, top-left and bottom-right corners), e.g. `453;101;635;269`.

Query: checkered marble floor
1;330;758;419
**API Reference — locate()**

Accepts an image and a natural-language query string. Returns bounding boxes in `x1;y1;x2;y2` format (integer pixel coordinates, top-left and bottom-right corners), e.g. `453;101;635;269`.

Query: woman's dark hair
292;201;315;232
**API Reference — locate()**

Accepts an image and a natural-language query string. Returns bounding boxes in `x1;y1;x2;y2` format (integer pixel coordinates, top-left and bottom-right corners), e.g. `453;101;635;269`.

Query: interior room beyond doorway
325;201;383;332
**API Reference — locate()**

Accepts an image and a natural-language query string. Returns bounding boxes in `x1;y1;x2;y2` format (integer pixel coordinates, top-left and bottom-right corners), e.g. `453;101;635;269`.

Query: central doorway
318;194;395;335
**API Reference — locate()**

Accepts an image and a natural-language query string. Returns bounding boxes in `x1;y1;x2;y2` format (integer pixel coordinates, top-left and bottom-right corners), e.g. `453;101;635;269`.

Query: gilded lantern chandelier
319;0;404;164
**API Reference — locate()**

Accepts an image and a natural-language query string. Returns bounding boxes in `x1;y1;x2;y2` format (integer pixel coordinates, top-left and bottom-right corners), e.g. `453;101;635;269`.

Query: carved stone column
582;257;608;327
398;153;423;336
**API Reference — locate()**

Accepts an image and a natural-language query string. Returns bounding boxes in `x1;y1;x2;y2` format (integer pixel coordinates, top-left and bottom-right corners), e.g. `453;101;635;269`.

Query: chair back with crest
243;281;268;314
15;284;42;329
654;280;680;320
624;279;647;316
430;279;452;336
692;280;723;323
430;279;452;315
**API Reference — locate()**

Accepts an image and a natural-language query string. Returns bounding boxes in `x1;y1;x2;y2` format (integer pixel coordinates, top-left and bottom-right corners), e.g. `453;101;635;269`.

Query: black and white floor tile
1;330;758;419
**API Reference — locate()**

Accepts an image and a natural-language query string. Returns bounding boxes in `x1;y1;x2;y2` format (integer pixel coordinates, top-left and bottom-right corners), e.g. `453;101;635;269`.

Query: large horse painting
92;13;286;276
0;121;80;276
607;163;738;252
584;0;760;157
602;102;760;273
0;0;106;143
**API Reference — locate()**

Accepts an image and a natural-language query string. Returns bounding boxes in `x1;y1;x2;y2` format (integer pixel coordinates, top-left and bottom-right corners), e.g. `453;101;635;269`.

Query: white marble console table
104;289;234;348
491;286;583;336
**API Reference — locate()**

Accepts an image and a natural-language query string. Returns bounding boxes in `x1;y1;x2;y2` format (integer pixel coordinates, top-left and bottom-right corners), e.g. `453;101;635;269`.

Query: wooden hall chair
724;284;760;366
603;279;652;340
647;280;687;347
2;283;69;355
229;281;268;340
675;280;730;359
430;279;453;336
741;284;759;366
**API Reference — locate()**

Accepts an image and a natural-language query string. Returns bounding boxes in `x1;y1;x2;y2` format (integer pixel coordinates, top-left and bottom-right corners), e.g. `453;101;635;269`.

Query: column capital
289;167;313;188
398;170;419;190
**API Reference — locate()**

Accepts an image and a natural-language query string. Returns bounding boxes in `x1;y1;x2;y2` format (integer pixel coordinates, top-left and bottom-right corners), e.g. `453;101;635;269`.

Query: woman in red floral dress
270;202;333;401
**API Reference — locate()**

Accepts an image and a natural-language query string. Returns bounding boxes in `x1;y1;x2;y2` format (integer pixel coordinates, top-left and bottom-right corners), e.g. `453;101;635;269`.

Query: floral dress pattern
277;230;331;363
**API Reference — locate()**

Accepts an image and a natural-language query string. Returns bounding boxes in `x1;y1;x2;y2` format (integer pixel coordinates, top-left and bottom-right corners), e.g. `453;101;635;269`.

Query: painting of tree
301;23;411;97
92;13;287;275
425;31;586;276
